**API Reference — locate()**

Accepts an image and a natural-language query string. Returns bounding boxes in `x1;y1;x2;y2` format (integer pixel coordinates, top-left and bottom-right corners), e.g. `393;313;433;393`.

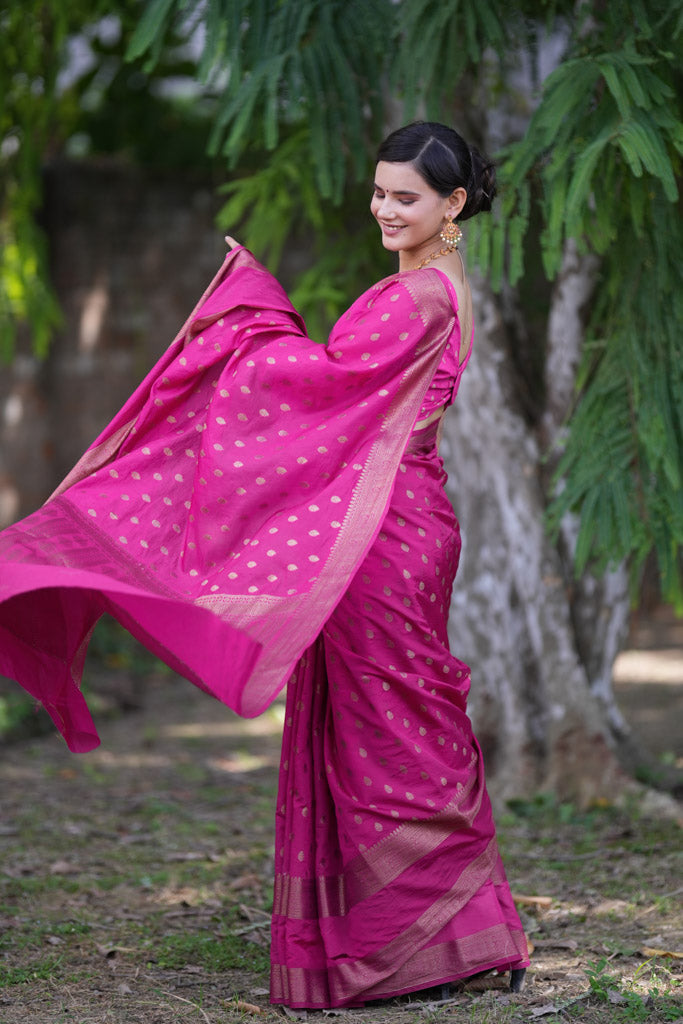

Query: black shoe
510;967;526;992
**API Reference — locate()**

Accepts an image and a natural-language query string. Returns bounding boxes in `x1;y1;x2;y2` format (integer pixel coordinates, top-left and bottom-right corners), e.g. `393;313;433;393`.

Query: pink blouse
416;269;472;421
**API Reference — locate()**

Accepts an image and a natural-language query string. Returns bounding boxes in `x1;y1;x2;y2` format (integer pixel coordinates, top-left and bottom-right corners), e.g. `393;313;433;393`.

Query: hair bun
461;145;496;220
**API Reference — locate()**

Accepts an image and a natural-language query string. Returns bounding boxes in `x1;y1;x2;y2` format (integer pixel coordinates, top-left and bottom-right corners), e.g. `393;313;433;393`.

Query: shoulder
398;267;455;313
330;270;455;362
344;269;452;326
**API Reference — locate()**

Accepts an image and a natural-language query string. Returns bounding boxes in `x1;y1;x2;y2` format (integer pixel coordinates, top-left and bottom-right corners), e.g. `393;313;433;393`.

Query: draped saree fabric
0;247;458;749
271;419;528;1007
0;246;529;1005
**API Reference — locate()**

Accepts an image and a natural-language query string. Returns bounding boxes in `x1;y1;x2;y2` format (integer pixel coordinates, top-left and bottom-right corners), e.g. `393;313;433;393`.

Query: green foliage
216;128;327;271
0;688;34;737
2;0;682;603
585;957;682;1022
128;0;392;201
0;1;81;358
495;38;682;278
86;614;169;676
392;0;509;118
216;128;393;334
0;688;46;742
0;0;219;360
497;6;683;606
547;208;683;608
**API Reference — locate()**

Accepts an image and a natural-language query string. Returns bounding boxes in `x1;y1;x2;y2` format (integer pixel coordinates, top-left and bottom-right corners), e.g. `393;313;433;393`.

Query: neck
400;247;459;273
399;238;440;272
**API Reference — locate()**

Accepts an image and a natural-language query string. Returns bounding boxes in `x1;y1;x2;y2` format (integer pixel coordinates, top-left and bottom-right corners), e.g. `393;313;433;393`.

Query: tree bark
542;242;632;738
442;262;629;805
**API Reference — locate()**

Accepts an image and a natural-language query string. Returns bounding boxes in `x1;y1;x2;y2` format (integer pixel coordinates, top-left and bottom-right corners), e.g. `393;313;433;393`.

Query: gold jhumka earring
440;217;463;250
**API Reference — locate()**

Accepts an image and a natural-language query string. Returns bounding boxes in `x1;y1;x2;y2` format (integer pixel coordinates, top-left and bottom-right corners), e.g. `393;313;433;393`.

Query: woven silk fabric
270;416;528;1007
415;294;459;418
0;248;459;750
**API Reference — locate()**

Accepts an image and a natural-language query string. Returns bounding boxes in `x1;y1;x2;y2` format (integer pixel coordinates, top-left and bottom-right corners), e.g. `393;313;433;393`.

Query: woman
0;122;528;1006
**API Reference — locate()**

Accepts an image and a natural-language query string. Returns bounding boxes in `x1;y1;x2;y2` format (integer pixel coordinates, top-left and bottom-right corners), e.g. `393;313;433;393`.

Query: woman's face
370;161;465;265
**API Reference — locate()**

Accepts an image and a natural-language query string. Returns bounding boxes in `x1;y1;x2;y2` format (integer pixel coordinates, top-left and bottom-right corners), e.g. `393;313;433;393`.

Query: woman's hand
225;235;241;250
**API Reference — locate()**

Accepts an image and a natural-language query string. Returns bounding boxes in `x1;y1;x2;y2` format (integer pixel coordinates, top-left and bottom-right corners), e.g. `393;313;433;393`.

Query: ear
446;187;467;220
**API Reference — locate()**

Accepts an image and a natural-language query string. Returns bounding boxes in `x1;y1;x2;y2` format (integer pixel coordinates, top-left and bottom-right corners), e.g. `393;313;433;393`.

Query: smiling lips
380;223;404;234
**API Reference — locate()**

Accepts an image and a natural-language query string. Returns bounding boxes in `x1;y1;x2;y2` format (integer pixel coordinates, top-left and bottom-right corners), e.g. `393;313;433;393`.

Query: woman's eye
399;200;416;206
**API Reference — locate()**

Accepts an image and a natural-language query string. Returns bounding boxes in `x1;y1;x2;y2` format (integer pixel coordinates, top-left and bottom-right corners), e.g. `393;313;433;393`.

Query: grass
4;796;677;1022
575;956;682;1022
0;958;64;987
151;930;270;975
0;675;680;1023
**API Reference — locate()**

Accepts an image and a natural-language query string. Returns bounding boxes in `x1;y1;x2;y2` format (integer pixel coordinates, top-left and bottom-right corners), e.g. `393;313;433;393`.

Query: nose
376;195;394;219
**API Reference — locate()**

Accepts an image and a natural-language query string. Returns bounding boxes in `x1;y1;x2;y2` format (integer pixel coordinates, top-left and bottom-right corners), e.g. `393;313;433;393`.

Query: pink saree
0;246;528;1005
271;412;529;1005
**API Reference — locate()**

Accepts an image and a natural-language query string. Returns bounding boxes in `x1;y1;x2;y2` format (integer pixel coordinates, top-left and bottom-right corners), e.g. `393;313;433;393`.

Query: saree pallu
0;248;458;750
271;419;528;1007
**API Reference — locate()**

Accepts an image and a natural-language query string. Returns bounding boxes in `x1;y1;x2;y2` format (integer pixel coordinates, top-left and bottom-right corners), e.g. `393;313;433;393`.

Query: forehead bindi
373;161;426;197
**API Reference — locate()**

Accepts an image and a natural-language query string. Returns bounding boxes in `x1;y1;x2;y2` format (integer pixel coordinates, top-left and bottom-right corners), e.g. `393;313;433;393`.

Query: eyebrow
373;183;422;197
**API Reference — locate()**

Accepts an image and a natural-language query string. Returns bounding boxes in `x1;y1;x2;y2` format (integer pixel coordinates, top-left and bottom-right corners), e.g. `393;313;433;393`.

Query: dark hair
376;121;496;221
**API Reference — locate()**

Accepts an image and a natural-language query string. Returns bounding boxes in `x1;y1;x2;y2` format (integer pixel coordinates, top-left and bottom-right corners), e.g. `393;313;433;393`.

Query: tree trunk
542;240;632;737
442;259;630;805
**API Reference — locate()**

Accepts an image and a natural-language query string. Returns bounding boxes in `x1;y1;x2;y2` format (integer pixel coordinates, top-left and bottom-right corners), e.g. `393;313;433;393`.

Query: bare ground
0;615;681;1024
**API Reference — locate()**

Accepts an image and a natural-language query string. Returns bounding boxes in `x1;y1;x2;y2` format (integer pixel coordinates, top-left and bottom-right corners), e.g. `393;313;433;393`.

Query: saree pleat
271;420;528;1007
